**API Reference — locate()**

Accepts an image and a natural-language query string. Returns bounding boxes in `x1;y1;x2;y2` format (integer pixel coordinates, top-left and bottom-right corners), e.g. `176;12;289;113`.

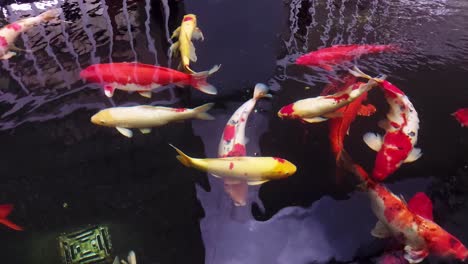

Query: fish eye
100;120;106;124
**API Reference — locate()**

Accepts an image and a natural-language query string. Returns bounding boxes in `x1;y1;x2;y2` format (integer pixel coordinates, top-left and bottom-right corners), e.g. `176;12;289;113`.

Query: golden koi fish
91;103;214;138
169;14;204;73
170;145;296;185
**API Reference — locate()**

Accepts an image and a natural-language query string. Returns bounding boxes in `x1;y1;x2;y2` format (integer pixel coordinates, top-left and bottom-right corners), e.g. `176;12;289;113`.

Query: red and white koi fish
0;204;23;231
218;83;272;206
278;74;381;123
80;63;220;98
169;14;204;73
296;44;399;71
350;67;421;181
0;8;61;60
324;75;376;176
91;103;214;138
452;108;468;127
339;152;468;264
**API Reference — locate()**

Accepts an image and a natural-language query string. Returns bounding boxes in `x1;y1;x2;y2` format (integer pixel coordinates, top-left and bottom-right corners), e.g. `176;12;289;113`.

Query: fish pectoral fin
403;245;429;263
302;117;328;123
104;85;115;97
170;26;181;39
139;128;152;134
247;180;269;186
189;41;197;62
192;27;204;41
138;91;152;98
169;41;179;58
0;51;16;60
404;148;422;163
116;127;133;138
370;221;391;238
363;132;383;151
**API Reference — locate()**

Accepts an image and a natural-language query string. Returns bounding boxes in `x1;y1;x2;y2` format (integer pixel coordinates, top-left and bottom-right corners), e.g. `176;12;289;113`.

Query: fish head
39;8;62;22
271;157;297;179
278;103;299;119
421;220;468;261
91;109;115;127
182;14;197;24
373;131;413;181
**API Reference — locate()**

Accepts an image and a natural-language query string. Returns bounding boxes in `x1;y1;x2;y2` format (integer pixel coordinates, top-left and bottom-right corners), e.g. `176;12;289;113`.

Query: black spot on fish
409;131;416;137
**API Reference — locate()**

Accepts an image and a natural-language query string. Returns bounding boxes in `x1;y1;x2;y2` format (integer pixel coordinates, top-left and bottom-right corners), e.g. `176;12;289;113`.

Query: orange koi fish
0;204;23;231
339;151;468;264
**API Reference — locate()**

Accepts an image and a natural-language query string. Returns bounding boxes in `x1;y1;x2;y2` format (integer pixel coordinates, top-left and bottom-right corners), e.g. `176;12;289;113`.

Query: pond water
0;0;467;263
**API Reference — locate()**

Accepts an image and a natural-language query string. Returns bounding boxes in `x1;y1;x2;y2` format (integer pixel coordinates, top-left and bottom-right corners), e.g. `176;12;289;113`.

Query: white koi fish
91;103;214;138
218;83;272;206
278;73;383;123
0;8;61;60
169;14;204;73
113;251;136;264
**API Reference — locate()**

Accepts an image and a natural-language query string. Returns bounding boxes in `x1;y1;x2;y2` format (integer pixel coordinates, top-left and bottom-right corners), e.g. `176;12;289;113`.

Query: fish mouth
90;114;99;124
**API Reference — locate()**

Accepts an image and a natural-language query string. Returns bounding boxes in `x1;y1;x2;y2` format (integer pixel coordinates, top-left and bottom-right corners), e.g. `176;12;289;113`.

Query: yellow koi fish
169;14;204;73
170;145;296;185
91;103;214;138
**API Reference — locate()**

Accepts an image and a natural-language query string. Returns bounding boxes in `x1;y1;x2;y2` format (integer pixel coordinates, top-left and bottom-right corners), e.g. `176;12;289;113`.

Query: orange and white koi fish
278;74;381;123
170;145;296;185
91;103;214;138
452;108;468;127
350;67;421;181
169;14;204;73
0;204;23;231
218;83;272;206
323;75;376;179
0;8;61;59
80;63;220;98
340;152;468;264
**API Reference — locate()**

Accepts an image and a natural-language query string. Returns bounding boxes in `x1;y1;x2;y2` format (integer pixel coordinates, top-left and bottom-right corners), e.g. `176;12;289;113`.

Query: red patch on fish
390;122;400;128
382;80;405;96
408;192;433;220
223;125;235;141
453;108;468;127
223;143;246;157
0;36;8;48
373;131;412;181
273;157;285;163
327;93;350;103
0;204;23;231
174;108;186;112
229;162;234;170
240;117;245;122
183;16;193;22
278;103;297;118
6;23;22;32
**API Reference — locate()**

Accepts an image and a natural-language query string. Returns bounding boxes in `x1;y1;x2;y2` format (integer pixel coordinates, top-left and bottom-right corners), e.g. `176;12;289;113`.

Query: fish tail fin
193;103;215;120
39;8;62;22
190;65;221;95
253;83;272;99
169;144;193;167
0;204;23;231
184;65;196;74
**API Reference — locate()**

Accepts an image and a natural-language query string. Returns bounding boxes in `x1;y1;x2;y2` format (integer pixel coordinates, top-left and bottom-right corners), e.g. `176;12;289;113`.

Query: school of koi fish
0;7;467;264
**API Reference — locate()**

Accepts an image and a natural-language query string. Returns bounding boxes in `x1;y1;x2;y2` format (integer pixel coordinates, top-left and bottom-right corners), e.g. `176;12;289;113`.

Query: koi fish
452;108;468;127
170;144;296;185
0;204;23;231
80;63;220;98
339;151;468;264
296;44;399;71
218;83;272;206
350;67;421;181
91;103;214;138
324;75;376;175
278;75;381;123
169;14;204;73
0;8;62;59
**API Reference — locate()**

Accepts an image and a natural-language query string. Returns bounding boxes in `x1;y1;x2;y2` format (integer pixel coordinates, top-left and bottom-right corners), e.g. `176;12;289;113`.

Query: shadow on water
0;0;467;263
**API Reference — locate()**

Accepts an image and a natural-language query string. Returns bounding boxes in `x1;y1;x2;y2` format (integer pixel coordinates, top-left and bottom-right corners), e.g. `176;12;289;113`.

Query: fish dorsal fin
407;192;433;220
404;148;422;163
247;180;269;186
371;221;391;238
363;132;383;152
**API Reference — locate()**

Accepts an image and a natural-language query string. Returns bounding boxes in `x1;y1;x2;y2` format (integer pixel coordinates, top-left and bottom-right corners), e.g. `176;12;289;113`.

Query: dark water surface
0;0;467;263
